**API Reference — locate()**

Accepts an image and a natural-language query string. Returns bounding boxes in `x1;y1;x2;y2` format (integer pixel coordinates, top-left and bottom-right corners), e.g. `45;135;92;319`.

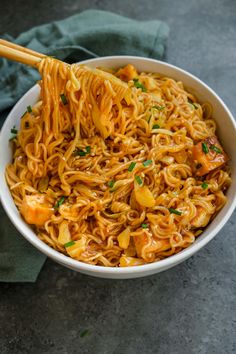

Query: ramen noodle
6;58;231;267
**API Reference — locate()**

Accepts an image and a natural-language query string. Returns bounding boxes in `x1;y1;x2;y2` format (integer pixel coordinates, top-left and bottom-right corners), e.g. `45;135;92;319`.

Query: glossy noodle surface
6;59;231;267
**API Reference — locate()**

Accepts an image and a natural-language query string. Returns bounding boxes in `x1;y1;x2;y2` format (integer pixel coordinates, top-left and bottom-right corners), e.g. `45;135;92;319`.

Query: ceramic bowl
0;56;235;279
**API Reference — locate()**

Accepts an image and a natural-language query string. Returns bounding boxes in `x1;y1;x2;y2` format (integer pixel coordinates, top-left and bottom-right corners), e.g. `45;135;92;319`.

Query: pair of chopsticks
0;39;46;67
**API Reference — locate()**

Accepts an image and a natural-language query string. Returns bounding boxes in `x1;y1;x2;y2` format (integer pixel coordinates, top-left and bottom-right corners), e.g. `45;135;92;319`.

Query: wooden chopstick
0;39;45;59
0;39;45;67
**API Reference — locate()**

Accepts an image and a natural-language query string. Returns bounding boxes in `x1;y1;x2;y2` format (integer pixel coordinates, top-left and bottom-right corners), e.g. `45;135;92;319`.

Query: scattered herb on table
80;329;89;338
188;98;198;109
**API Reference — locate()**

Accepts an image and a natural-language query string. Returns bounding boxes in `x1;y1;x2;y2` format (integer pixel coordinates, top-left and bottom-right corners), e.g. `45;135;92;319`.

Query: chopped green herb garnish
73;146;91;156
64;241;76;248
78;150;86;156
133;78;147;92
128;162;136;172
135;175;143;185
141;223;148;229
21;111;27;118
73;149;86;156
54;196;66;209
201;182;208;189
80;329;89;338
11;128;18;134
152;124;160;129
9;126;18;140
210;145;221;154
152;105;165;111
188;98;198;109
147;115;152;123
27;105;32;113
108;180;115;188
143;159;152;167
202;142;209;154
169;208;182;215
60;93;68;105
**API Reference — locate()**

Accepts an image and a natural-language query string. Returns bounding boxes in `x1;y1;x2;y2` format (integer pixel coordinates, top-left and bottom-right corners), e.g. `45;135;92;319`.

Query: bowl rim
0;55;236;276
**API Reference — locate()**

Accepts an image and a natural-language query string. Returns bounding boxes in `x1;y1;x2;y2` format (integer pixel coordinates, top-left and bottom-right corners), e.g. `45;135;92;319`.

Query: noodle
6;58;231;267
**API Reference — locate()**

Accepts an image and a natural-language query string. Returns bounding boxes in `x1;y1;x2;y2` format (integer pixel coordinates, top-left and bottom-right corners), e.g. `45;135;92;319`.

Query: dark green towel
0;9;169;282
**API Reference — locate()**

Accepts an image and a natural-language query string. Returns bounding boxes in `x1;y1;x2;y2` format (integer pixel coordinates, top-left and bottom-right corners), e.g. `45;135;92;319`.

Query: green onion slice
10;128;18;134
78;150;86;156
54;196;66;209
201;182;208;189
27;105;32;113
168;208;182;215
152;124;160;129
210;145;221;154
143;160;152;167
133;78;147;92
141;223;148;229
73;147;91;156
152;105;165;111
202;142;209;154
64;241;75;248
135;175;143;185
80;329;89;338
73;149;86;156
128;162;136;172
108;180;115;188
60;94;68;105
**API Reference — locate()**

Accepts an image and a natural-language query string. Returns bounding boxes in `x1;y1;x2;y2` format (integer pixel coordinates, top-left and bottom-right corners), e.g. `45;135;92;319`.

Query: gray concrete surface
0;0;236;353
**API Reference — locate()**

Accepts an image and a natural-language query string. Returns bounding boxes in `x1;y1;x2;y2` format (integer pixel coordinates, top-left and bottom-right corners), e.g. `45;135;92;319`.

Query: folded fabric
0;9;169;282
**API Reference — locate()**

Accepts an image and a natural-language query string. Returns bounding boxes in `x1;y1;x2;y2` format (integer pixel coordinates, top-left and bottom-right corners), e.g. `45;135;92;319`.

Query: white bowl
0;56;235;279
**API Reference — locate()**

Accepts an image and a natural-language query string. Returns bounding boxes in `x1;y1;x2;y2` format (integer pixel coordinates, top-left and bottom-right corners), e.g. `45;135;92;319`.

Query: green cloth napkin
0;9;169;282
